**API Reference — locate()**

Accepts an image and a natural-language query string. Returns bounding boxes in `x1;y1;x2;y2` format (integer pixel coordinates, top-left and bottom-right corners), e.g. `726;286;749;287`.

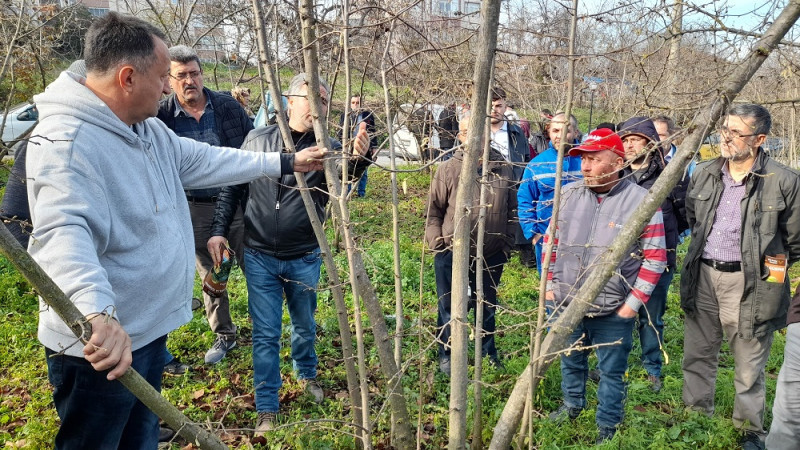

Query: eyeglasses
717;126;759;141
287;94;329;107
170;71;202;82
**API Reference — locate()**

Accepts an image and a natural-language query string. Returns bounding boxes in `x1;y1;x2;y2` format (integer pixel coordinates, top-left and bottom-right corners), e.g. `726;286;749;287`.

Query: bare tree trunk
250;0;366;439
297;1;415;448
525;0;579;446
489;3;800;448
0;224;227;450
667;0;683;69
470;78;496;450
449;0;502;448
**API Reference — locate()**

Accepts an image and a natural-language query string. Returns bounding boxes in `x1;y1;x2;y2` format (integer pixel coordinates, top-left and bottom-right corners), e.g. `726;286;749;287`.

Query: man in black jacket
619;116;687;392
156;45;254;368
207;73;370;435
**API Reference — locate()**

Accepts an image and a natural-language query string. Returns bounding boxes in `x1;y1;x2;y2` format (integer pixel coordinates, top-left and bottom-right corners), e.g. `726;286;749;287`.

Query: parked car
698;133;720;160
1;103;38;145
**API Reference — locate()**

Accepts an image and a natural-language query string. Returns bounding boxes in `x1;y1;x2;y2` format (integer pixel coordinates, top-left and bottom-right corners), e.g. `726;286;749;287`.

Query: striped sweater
543;179;667;317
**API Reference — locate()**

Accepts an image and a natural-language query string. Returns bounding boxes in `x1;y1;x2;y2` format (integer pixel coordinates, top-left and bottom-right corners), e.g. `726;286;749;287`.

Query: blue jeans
434;249;508;359
637;270;674;377
561;313;635;428
357;169;368;197
244;246;321;413
45;335;167;450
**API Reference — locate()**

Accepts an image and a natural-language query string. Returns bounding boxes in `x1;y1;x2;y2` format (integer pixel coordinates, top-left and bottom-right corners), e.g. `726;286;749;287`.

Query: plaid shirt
702;163;746;262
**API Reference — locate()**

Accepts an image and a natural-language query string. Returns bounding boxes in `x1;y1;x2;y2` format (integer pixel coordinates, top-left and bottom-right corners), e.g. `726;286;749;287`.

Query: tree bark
449;0;502;448
489;2;800;447
297;1;415;448
0;222;227;450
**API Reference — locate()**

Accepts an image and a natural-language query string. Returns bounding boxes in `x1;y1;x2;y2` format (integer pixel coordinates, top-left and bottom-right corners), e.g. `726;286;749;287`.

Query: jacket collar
705;147;767;179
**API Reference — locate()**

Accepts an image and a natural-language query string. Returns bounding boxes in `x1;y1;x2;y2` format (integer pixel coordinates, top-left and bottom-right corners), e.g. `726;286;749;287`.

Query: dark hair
727;103;772;135
84;12;167;75
168;45;201;68
491;86;507;101
595;122;616;132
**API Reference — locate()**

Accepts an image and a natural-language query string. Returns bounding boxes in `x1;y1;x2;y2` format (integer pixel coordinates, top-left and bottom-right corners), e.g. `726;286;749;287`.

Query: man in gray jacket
545;128;667;444
681;104;800;450
26;13;323;449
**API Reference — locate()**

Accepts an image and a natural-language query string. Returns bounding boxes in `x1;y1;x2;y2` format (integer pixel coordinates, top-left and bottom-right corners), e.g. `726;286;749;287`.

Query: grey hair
553;112;579;133
727;103;771;135
168;45;201;68
286;72;331;97
652;115;677;133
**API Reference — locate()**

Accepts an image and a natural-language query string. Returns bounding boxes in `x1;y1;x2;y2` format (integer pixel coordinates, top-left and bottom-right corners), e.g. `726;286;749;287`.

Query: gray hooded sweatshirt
28;72;290;356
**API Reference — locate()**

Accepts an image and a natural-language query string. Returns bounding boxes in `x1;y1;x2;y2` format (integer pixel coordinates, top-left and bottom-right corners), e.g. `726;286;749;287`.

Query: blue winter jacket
518;142;582;239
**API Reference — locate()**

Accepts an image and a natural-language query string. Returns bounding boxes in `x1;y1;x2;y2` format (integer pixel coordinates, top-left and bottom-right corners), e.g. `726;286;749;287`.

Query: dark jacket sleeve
670;173;690;232
210;183;247;238
211;90;255;149
1;140;31;247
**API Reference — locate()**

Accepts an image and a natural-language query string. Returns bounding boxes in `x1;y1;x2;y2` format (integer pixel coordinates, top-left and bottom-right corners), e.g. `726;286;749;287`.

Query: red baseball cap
568;128;625;158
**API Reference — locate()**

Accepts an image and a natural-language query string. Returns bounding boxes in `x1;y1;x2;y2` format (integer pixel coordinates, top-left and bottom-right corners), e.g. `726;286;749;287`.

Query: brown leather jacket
425;148;517;258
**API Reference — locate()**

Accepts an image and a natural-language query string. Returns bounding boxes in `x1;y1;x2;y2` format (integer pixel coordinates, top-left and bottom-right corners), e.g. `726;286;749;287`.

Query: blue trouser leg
285;248;322;379
560;320;590;410
534;239;543;276
45;335;166;450
245;247;321;413
590;314;635;428
767;322;800;449
357;169;368;197
434;250;454;358
637;270;673;377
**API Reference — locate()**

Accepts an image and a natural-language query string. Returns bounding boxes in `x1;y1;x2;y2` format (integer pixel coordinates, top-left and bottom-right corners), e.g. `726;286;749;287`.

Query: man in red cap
544;128;667;444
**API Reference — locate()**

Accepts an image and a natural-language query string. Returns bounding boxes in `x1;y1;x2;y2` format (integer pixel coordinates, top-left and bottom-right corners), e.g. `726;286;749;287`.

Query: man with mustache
682;104;800;450
157;45;254;367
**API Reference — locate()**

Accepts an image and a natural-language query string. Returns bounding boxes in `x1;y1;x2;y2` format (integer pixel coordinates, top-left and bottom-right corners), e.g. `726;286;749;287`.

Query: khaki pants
682;263;774;437
189;201;245;339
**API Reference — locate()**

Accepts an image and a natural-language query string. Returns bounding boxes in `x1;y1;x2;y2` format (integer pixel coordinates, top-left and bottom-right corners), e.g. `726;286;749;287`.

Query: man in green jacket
681;103;800;450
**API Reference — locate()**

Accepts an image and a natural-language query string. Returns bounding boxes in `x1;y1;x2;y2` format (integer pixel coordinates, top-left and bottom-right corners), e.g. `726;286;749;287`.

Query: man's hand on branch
294;147;327;172
82;313;132;380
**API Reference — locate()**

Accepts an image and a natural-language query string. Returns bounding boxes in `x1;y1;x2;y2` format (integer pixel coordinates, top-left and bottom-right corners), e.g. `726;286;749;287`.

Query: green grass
0;161;787;448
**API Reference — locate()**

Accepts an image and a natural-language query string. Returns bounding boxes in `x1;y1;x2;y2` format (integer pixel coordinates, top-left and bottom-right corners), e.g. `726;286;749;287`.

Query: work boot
304;378;324;403
739;432;765;450
648;374;663;393
596;426;617;444
254;411;277;437
548;403;582;424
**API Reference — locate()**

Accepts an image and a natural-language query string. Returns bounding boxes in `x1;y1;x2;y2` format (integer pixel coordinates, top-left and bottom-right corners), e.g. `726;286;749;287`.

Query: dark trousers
434;249;507;358
45;335;167;450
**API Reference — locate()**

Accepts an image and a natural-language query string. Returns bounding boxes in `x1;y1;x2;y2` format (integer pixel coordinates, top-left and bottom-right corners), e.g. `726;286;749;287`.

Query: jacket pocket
753;277;789;325
757;197;786;237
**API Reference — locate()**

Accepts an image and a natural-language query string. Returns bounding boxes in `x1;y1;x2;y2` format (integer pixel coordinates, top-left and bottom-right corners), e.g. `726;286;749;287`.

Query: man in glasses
681;103;800;450
156;45;254;368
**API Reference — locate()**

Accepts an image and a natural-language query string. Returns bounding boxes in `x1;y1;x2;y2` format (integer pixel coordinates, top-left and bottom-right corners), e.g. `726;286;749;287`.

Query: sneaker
304;379;324;403
596;426;617;444
588;369;601;383
191;297;203;311
648;374;662;393
158;426;176;442
163;358;191;375
439;356;451;377
739;432;765;450
204;336;237;364
254;411;277;437
548;403;582;424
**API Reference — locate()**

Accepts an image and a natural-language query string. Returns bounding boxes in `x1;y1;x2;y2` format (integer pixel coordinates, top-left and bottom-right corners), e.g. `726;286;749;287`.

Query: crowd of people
2;11;800;449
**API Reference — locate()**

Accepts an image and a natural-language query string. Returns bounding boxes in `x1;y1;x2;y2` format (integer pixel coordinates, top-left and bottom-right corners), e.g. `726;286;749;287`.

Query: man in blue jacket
518;112;583;273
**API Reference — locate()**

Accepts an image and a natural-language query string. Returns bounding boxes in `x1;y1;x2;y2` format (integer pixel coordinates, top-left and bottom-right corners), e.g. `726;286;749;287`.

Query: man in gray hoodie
26;12;324;449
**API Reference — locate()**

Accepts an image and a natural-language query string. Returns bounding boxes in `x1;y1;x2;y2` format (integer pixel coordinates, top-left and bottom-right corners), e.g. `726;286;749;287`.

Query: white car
1;103;38;145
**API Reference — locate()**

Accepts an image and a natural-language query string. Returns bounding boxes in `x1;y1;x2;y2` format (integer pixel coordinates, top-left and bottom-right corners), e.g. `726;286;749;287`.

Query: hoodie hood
619;116;660;143
34;71;139;145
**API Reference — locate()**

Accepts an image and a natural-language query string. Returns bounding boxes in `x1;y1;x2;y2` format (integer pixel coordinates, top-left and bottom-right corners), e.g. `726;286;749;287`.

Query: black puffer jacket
210;125;370;258
622;155;687;269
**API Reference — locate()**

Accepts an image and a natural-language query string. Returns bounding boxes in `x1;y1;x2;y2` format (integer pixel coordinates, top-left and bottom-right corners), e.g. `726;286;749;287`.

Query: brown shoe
254;411;277;437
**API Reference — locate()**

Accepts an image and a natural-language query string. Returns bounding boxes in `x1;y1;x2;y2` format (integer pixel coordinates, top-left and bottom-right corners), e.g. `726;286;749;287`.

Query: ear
754;134;767;149
117;65;136;93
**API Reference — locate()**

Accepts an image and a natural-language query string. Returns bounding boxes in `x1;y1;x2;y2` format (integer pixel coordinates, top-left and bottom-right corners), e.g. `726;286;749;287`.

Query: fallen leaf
192;389;205;400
